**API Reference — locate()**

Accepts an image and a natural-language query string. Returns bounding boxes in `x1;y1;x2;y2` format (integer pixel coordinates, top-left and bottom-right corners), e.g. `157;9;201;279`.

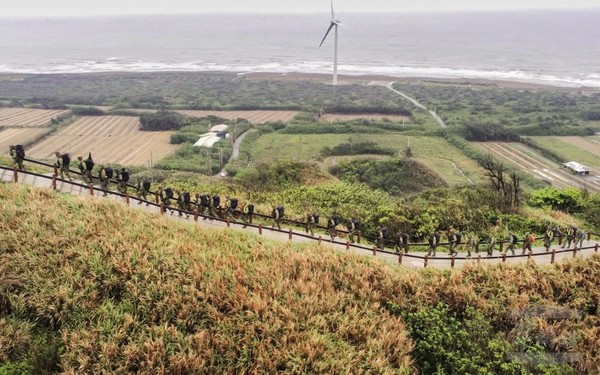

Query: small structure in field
193;124;229;148
563;161;591;175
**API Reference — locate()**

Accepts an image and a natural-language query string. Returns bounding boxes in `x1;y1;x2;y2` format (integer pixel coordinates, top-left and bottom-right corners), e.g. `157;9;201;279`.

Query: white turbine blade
331;0;335;20
319;22;335;47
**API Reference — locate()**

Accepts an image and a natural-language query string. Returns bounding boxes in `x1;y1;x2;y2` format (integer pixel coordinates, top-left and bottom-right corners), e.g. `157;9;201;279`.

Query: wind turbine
319;0;341;85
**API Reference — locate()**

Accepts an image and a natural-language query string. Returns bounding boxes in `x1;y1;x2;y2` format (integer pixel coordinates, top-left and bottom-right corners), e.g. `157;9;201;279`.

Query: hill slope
1;183;600;374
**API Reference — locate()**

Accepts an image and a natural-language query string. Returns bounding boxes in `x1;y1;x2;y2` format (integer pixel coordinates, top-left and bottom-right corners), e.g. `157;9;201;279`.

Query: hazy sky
2;0;600;17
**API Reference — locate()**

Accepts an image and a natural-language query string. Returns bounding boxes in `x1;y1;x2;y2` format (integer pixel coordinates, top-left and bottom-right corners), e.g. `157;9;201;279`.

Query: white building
193;124;229;148
563;161;591;175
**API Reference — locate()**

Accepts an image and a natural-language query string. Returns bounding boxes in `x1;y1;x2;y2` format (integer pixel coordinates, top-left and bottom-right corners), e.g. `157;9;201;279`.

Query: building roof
210;124;228;132
193;135;222;148
563;161;591;173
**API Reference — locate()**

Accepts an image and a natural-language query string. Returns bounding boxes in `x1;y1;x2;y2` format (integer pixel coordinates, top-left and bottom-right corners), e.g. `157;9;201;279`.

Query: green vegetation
2;183;600;373
527;137;600;166
139;109;189;131
321;141;395;157
0;73;412;114
69;106;105;116
393;81;600;136
330;158;446;195
155;142;231;175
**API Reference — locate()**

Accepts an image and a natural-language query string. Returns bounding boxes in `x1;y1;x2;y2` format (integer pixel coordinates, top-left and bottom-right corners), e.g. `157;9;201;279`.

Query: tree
481;154;522;211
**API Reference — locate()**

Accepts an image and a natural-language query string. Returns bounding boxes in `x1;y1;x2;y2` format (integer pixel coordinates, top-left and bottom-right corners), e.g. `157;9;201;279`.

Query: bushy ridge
2;184;600;374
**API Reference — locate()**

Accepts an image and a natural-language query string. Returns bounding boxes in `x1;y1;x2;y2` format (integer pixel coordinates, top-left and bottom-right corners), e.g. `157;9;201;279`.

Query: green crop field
530;136;600;167
247;133;484;186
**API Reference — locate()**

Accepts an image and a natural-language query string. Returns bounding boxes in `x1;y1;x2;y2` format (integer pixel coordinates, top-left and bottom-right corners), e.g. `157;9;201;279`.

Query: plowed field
0;108;69;127
27;116;177;166
320;113;411;122
474;142;600;192
0;128;51;154
175;110;298;123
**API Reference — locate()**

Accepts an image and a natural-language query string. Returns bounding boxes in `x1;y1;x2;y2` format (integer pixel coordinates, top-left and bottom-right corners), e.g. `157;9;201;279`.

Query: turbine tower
319;0;341;85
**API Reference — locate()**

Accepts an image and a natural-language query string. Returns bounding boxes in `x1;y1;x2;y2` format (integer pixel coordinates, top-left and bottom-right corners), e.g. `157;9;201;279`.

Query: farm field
249;133;484;185
474;142;600;192
320;113;411;122
27;116;177;166
0;108;69;127
0;127;51;154
529;136;600;167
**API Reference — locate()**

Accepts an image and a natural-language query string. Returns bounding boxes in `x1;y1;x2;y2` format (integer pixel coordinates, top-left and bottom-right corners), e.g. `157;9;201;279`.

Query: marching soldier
427;231;440;257
9;145;25;170
543;226;554;252
77;156;89;184
505;232;518;255
561;225;577;249
97;165;109;196
306;212;318;236
522;232;533;255
348;217;361;244
394;230;408;253
242;202;255;228
54;151;72;181
136;179;151;204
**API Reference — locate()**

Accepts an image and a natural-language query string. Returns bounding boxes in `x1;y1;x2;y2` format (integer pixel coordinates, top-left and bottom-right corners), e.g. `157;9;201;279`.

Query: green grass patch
530;137;600;166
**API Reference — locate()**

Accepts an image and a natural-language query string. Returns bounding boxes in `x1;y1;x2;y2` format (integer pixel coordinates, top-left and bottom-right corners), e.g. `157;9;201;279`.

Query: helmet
55;151;60;156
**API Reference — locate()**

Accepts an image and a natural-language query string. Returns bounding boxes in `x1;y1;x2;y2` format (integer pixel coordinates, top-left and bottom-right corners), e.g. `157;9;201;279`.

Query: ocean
1;10;599;87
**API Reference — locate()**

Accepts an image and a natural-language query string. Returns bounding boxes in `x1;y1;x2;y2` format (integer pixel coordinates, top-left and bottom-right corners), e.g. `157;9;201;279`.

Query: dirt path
3;166;598;270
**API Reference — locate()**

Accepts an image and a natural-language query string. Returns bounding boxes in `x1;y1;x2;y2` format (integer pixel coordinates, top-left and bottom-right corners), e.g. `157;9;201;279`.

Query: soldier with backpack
83;152;94;185
76;156;89;184
522;232;533;255
54;151;72;181
136;179;151;204
328;213;341;241
159;186;175;214
377;226;389;251
177;191;191;217
242;202;255;228
210;194;221;218
348;217;361;244
196;193;210;219
505;232;518;256
394;230;409;253
575;228;586;249
427;231;441;257
306;212;319;236
543;226;554;252
464;232;480;258
562;225;577;249
9;145;25;170
448;228;461;255
272;205;284;230
226;197;239;218
97;165;109;195
116;168;129;194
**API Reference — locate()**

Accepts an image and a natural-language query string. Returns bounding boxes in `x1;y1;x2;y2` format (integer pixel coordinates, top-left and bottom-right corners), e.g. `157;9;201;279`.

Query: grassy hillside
1;183;600;374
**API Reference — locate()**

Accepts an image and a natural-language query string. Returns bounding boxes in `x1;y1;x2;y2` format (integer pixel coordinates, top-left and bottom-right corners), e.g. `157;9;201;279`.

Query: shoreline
1;70;597;92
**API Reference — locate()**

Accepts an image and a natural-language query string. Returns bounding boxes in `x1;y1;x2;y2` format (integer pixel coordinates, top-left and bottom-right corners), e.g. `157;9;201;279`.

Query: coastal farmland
0;127;51;154
0;108;69;127
247;133;484;186
26;116;177;166
474;142;600;191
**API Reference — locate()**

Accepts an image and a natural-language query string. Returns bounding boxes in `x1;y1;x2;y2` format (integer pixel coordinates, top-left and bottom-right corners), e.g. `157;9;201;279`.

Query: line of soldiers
8;146;592;254
156;189;256;227
423;224;587;258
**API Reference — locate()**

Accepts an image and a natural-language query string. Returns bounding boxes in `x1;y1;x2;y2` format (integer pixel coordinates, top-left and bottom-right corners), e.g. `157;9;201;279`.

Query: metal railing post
573;247;577;258
51;174;57;190
357;231;362;243
502;253;507;263
13;167;18;183
227;218;231;227
398;252;403;264
125;192;130;205
288;229;292;240
194;208;198;223
551;250;556;264
89;184;94;196
318;236;322;245
527;250;532;265
424;254;429;268
258;224;263;235
372;245;377;256
160;203;164;215
451;255;456;268
346;241;350;250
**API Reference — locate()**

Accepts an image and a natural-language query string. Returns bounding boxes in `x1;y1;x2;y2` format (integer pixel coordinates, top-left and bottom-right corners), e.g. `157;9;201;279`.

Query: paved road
369;81;447;128
231;129;255;160
2;167;598;269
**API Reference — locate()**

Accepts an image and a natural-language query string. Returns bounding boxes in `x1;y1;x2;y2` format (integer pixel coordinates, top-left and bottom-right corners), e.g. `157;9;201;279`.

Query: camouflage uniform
561;226;576;249
177;191;191;217
576;229;586;249
427;231;440;256
505;233;517;255
377;226;388;251
272;206;283;230
327;215;339;241
306;213;317;236
116;168;128;194
522;233;533;255
348;218;361;244
136;180;150;204
9;145;24;170
394;231;408;253
55;152;72;181
98;165;109;196
465;232;479;258
77;156;89;184
543;226;554;252
448;229;459;255
242;203;254;228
